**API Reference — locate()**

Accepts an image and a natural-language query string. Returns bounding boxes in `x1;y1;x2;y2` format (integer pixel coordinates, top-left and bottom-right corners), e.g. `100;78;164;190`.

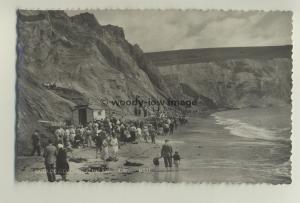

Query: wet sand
15;110;291;184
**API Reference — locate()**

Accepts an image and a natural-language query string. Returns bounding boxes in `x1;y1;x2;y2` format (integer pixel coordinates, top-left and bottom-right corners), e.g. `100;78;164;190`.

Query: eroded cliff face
16;10;170;154
150;47;292;110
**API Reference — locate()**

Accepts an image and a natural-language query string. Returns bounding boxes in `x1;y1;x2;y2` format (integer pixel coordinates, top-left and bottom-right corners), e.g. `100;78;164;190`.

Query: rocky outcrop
147;46;292;110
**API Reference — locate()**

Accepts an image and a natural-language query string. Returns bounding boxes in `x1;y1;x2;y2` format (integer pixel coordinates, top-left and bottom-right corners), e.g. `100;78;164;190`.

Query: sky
67;10;292;52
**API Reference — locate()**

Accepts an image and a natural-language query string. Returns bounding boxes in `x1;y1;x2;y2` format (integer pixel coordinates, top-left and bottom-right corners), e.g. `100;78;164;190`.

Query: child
173;151;181;169
153;156;161;171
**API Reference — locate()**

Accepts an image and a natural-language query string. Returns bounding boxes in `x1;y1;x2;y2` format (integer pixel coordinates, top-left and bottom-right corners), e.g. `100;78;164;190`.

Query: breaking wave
213;115;288;141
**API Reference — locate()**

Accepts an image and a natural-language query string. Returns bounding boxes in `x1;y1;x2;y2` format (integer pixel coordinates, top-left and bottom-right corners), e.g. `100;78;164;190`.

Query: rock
79;164;109;172
123;160;143;167
69;157;87;163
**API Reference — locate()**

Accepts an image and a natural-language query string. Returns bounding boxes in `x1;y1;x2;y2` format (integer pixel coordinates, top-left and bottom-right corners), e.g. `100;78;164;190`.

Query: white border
0;0;299;203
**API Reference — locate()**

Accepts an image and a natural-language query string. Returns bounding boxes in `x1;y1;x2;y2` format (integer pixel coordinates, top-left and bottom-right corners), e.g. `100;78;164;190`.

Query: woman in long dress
142;126;149;143
102;137;109;162
110;135;119;161
56;144;69;181
136;127;142;142
69;127;76;146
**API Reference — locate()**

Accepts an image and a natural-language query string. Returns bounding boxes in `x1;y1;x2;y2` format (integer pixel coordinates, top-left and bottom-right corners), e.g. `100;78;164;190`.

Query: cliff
146;46;292;110
16;10;170;154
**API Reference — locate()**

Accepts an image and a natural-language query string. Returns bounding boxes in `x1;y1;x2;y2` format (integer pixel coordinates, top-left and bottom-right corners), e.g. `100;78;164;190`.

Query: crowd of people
30;113;188;182
53;115;187;158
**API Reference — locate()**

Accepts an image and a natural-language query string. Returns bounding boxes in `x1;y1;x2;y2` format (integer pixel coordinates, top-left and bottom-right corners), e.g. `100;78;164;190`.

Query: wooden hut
72;104;105;126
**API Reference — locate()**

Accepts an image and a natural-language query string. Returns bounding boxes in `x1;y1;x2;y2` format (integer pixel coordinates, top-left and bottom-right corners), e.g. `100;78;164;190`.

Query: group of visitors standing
42;139;69;182
30;114;188;181
31;130;69;182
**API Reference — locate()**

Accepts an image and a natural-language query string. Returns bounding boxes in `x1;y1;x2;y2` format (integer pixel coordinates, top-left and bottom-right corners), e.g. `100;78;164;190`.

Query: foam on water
213;115;287;141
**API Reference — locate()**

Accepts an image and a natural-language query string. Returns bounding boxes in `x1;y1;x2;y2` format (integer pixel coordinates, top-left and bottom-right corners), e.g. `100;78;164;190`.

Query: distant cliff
146;46;292;110
16;10;170;154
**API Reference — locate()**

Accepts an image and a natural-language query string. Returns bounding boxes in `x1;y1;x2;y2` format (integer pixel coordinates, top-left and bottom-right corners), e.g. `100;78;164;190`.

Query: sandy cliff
146;46;292;110
16;10;170;154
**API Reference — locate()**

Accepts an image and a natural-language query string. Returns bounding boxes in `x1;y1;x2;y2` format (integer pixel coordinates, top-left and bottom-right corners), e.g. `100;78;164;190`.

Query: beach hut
91;105;106;121
72;104;105;126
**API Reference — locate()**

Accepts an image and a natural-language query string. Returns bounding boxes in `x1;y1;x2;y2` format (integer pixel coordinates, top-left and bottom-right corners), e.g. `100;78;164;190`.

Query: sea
113;106;292;184
213;106;292;142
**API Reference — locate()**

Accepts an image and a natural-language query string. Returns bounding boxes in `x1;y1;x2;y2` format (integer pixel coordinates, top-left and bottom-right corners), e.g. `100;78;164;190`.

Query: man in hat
161;139;173;170
44;139;57;182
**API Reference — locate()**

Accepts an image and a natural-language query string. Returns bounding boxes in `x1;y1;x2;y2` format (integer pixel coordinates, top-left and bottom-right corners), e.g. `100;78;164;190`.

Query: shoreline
15;107;292;183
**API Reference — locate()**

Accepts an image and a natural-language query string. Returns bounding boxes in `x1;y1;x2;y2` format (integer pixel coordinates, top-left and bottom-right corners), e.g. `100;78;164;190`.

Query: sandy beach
15;107;291;184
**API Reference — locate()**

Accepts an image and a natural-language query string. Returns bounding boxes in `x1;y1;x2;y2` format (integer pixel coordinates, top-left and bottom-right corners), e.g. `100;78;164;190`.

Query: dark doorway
78;108;87;126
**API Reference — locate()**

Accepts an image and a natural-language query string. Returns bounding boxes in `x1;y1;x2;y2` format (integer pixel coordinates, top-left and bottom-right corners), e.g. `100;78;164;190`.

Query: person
102;137;109;162
143;108;148;117
161;139;173;170
158;125;163;136
88;122;93;130
174;118;178;130
56;144;69;181
69;126;76;145
114;127;121;142
119;123;125;141
167;118;171;125
173;151;181;169
85;127;93;147
169;120;174;135
63;128;71;149
124;128;131;142
108;120;112;133
149;125;157;144
136;126;142;142
163;122;169;136
129;125;137;142
55;127;65;145
110;134;119;161
74;128;84;148
31;130;41;156
142;125;149;143
95;130;103;158
44;139;57;182
104;118;110;131
153;155;161;171
93;122;99;131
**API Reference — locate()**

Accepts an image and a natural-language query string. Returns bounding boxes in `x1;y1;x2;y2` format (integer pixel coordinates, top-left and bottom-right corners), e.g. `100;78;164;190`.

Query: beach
15;106;291;184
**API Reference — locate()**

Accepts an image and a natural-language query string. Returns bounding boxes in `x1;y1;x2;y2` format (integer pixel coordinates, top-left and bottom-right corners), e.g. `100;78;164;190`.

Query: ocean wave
213;115;288;141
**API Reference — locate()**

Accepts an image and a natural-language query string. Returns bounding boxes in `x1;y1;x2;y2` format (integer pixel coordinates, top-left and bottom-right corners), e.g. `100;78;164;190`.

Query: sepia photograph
15;9;292;184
